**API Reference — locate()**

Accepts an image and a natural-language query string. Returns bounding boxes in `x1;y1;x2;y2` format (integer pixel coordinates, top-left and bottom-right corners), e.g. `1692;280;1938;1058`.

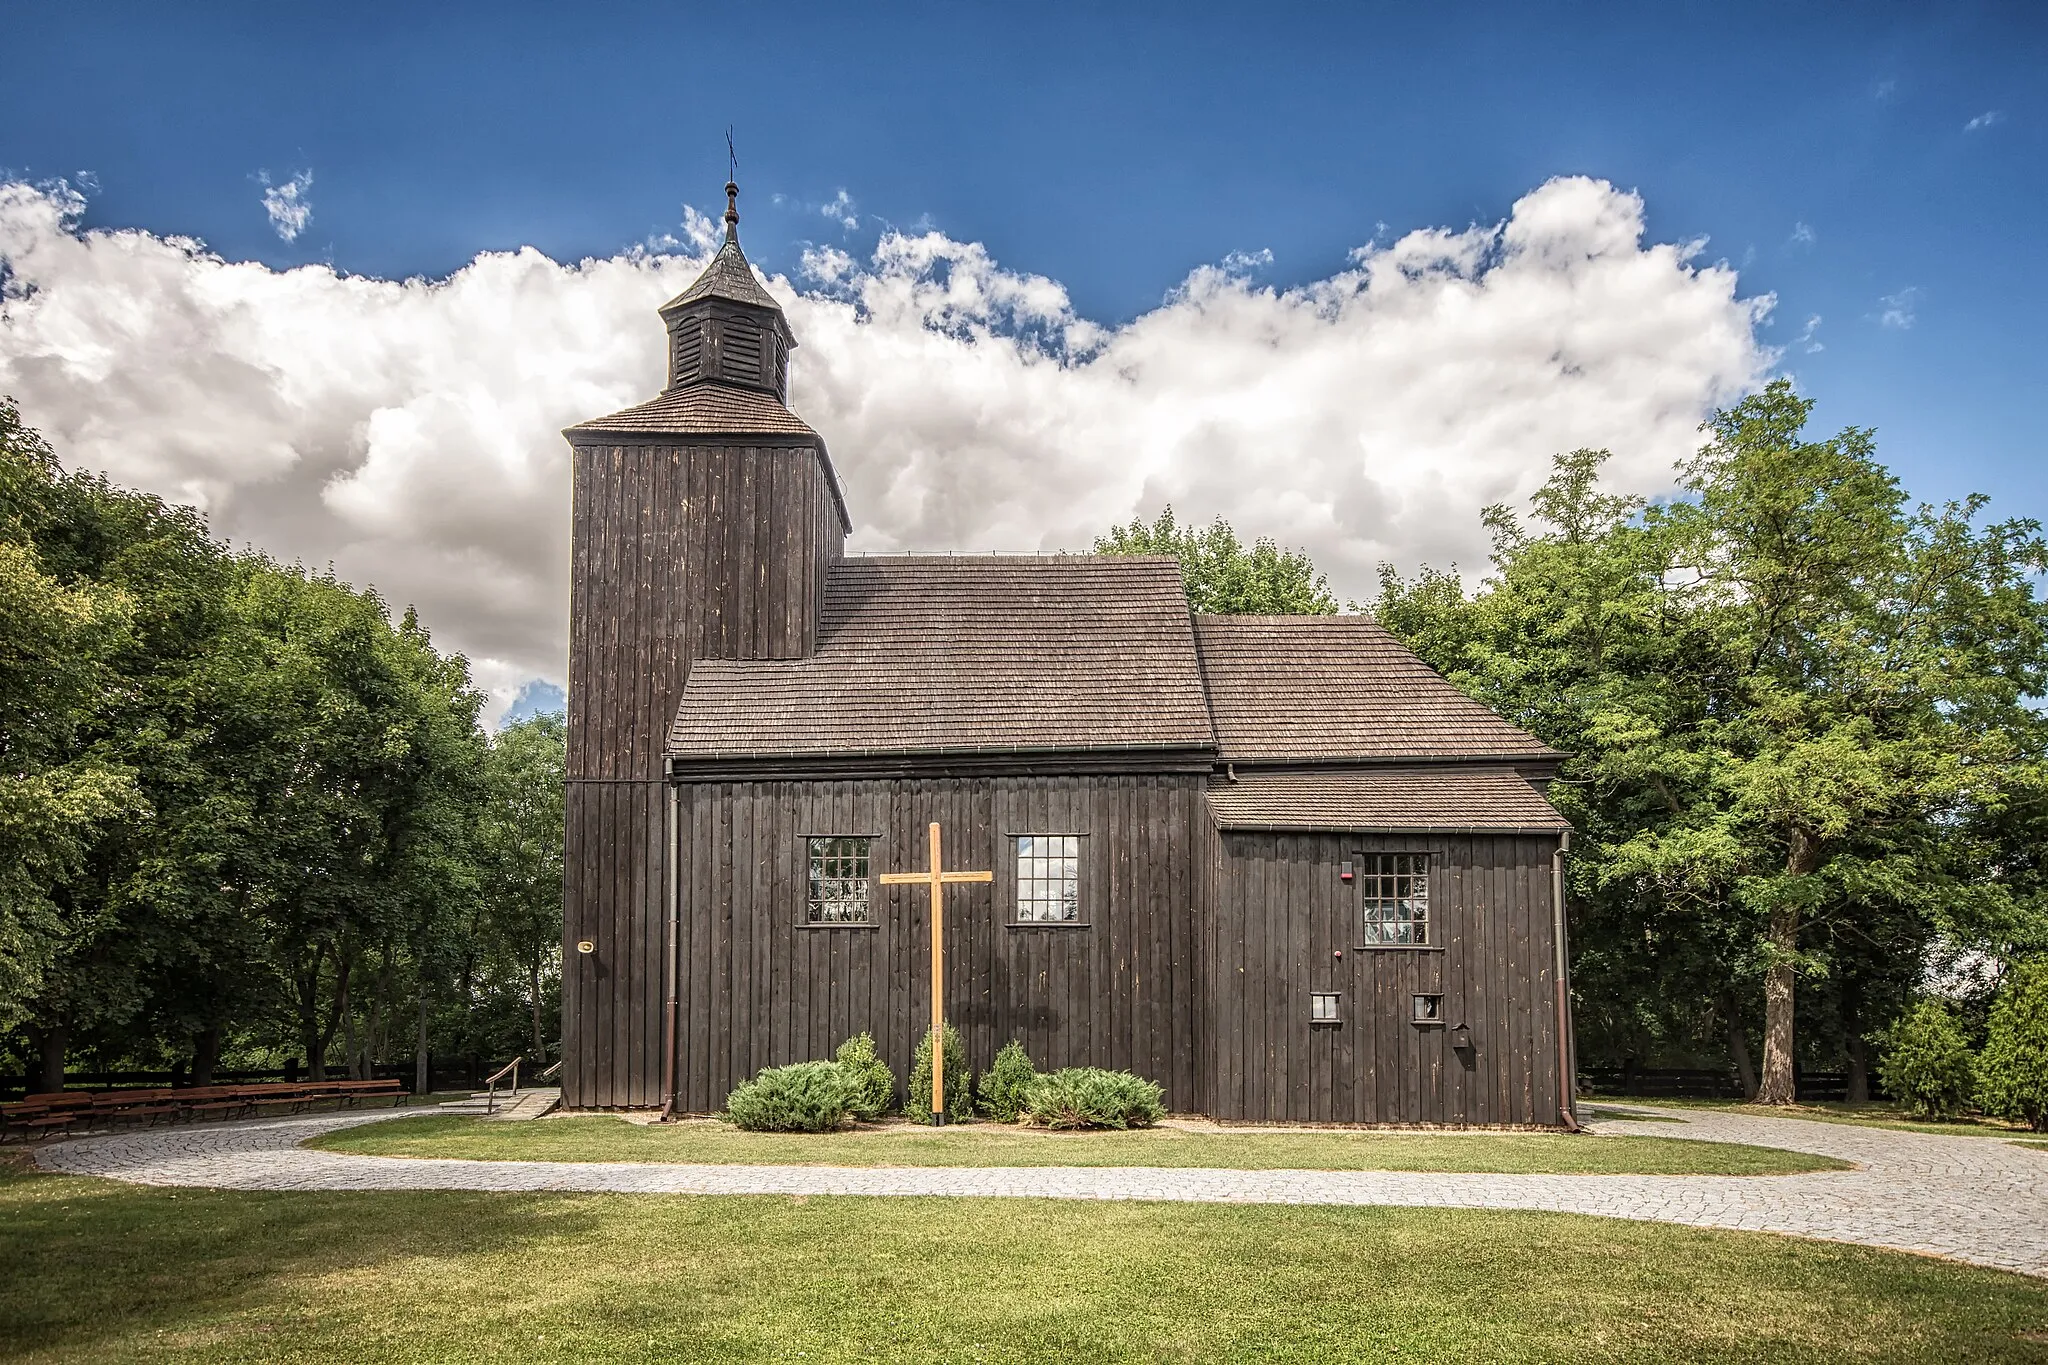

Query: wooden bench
0;1092;97;1141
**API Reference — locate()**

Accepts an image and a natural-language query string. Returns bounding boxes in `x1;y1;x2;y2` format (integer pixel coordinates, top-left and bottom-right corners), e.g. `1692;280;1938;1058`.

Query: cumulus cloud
257;169;313;242
0;175;1772;721
1965;111;2003;132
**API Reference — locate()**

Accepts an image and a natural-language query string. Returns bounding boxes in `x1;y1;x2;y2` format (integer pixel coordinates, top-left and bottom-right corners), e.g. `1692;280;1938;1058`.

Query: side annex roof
1207;767;1570;833
1194;615;1563;764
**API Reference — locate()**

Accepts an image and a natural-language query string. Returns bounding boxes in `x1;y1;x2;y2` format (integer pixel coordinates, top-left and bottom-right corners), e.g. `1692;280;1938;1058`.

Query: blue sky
2;1;2043;712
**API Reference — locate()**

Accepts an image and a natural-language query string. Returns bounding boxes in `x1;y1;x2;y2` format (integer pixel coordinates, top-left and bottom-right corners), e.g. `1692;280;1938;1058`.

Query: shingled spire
656;180;794;400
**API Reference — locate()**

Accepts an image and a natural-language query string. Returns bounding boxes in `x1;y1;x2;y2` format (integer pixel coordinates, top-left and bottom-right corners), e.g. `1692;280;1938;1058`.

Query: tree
475;712;566;1062
0;401;141;1057
1978;959;2048;1131
1376;388;2048;1104
1095;507;1338;614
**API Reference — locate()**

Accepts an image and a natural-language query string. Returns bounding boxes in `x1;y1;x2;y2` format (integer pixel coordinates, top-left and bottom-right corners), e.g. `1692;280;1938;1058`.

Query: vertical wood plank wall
661;774;1206;1115
1201;829;1567;1127
562;436;845;1109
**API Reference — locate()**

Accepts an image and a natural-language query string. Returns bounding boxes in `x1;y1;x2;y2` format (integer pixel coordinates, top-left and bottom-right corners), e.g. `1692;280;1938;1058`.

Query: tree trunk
1846;1033;1870;1104
192;1024;223;1088
339;963;360;1081
530;956;546;1062
35;1019;67;1093
416;986;430;1098
1726;1017;1758;1101
295;944;327;1081
1757;830;1823;1106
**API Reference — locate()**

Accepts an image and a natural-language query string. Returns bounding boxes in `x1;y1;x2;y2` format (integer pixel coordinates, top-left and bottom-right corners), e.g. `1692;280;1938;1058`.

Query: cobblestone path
35;1104;2048;1278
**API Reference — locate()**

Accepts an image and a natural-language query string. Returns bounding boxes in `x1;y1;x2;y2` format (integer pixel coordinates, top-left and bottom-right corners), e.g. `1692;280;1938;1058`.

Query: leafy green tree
476;712;566;1062
1095;507;1338;614
0;401;141;1060
1977;959;2048;1131
1875;1001;1977;1120
1377;386;2048;1105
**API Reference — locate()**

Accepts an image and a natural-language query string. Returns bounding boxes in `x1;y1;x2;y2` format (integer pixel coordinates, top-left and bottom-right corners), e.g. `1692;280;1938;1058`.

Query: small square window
1361;853;1430;947
1310;993;1341;1024
1413;993;1444;1025
1014;834;1081;923
807;837;872;924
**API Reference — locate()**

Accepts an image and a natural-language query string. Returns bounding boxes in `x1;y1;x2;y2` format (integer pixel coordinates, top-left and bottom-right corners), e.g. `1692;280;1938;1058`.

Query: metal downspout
660;773;680;1121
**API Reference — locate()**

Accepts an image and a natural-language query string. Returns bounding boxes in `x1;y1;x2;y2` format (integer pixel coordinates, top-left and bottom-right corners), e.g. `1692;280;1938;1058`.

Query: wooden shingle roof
668;555;1214;760
1194;615;1563;764
659;238;784;317
1207;767;1570;832
564;385;819;439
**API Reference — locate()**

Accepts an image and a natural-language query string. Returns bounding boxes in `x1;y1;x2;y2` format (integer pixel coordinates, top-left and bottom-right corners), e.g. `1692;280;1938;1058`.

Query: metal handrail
483;1057;520;1115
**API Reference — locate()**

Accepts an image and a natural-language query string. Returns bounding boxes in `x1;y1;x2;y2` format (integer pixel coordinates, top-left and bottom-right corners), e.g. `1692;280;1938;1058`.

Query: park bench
0;1092;96;1140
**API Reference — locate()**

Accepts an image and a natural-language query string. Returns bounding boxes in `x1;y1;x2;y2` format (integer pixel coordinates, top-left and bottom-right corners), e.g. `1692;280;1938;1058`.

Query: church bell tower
558;181;849;1109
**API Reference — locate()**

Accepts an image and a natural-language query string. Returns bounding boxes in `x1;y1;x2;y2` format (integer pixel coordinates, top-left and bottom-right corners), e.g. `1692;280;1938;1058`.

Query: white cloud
1965;111;2003;132
1795;315;1824;353
1876;287;1919;330
1789;221;1816;247
0;175;1773;720
820;189;858;233
257;169;313;242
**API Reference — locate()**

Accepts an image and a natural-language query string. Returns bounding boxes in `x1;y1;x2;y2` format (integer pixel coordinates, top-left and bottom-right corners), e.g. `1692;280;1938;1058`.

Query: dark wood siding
565;437;843;783
1200;828;1566;1127
562;434;844;1108
662;773;1206;1116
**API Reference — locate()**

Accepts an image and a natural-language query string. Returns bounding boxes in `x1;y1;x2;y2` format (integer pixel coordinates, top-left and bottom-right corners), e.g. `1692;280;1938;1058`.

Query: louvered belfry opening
655;182;794;402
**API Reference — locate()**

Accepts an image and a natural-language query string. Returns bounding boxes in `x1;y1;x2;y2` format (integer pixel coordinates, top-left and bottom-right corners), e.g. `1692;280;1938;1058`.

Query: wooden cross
878;822;992;1124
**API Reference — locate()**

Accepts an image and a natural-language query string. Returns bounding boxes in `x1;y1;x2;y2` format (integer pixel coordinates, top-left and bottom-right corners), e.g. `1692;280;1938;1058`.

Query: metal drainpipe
660;774;680;1122
1552;829;1579;1132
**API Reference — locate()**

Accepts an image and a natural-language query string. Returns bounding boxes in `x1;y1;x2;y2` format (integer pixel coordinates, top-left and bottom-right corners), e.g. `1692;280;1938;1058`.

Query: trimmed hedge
979;1039;1038;1123
906;1022;974;1121
835;1032;897;1123
726;1061;856;1132
1020;1067;1164;1130
1876;1001;1975;1121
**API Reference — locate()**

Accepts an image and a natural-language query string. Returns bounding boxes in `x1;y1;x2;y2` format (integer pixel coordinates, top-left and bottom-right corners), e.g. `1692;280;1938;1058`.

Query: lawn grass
2016;1140;2048;1151
1590;1096;2032;1138
308;1114;1846;1175
3;1163;2045;1363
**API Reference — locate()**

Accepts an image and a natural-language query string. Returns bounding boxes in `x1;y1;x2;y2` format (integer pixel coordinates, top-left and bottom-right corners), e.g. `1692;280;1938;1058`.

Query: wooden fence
1581;1066;1885;1102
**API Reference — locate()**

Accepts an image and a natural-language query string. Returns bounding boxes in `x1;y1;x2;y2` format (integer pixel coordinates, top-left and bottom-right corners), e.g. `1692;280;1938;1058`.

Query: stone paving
34;1103;2048;1278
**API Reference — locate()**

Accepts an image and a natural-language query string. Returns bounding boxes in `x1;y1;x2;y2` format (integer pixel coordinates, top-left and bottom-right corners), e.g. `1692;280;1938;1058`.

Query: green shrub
1020;1067;1165;1130
979;1039;1038;1122
834;1032;896;1123
725;1061;855;1132
1875;1001;1976;1121
1978;959;2048;1133
905;1023;974;1122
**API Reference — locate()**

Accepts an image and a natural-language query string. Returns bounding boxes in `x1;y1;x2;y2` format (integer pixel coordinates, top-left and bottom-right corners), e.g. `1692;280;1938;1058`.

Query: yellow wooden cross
878;822;992;1124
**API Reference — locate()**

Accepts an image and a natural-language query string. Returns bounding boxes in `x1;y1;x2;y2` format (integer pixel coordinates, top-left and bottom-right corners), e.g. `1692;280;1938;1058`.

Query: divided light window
807;837;873;925
1014;835;1080;923
1361;853;1430;947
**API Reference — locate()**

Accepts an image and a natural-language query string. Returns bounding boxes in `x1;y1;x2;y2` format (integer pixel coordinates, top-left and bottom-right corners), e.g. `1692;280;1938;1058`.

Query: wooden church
561;184;1579;1127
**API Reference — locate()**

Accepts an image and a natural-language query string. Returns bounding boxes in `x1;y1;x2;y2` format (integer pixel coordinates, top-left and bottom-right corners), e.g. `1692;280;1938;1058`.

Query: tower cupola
656;182;794;401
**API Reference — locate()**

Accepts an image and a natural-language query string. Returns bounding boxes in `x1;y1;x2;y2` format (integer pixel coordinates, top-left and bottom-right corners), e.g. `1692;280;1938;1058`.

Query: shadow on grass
6;1161;2048;1362
0;1164;603;1362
